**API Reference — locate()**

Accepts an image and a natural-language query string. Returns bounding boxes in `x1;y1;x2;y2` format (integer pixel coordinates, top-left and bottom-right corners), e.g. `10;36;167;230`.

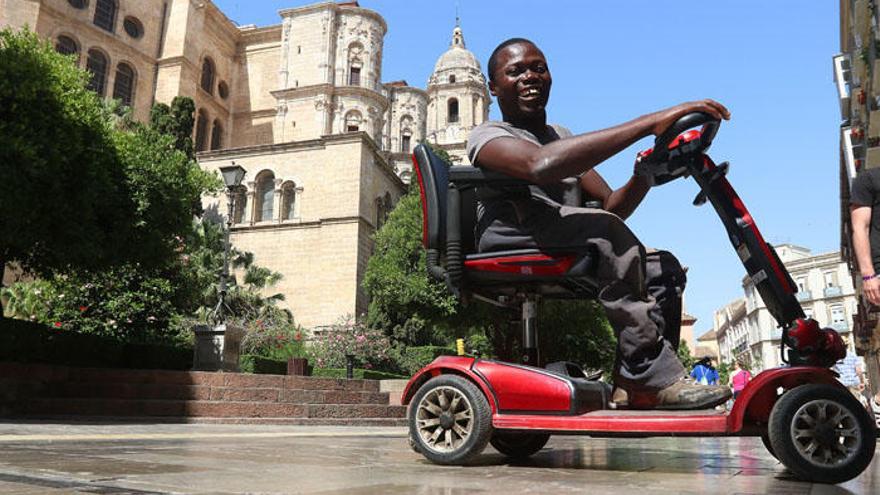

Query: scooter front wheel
490;431;550;459
768;383;876;484
408;374;493;465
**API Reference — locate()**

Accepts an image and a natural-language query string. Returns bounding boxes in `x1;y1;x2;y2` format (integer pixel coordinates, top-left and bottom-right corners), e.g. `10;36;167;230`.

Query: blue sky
214;1;842;339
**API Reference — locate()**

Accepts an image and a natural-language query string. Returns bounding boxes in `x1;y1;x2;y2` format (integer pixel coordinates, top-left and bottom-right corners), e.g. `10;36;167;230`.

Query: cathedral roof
431;25;481;77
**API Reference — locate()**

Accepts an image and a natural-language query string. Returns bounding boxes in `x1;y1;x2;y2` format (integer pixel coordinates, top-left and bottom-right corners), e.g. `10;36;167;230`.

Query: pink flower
356;335;366;343
79;306;88;312
53;322;62;328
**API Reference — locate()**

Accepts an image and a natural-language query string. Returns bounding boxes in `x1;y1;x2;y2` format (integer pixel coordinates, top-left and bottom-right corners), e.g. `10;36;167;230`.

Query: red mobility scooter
402;113;877;484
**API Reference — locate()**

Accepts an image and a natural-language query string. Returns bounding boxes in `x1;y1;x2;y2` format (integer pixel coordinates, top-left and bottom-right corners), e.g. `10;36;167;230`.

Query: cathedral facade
2;0;490;329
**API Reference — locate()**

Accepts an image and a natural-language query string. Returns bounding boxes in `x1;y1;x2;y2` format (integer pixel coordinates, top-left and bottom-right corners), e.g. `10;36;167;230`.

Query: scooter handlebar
650;112;720;163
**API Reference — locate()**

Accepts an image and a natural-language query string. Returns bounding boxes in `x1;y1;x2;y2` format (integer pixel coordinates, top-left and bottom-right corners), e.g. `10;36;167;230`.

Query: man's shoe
610;386;628;408
628;376;732;410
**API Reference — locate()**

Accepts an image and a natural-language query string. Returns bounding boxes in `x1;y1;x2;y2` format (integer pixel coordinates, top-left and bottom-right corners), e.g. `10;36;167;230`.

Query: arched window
112;62;135;106
232;186;247;224
85;49;108;96
400;115;414;153
210;119;223;151
55;36;78;57
200;57;215;94
347;43;363;86
68;0;87;9
255;172;275;222
93;0;117;32
447;98;459;123
344;110;362;133
449;74;456;84
194;109;208;152
281;182;297;221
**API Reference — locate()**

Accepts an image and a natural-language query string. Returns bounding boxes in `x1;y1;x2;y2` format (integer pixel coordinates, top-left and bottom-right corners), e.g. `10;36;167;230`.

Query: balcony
834;53;852;120
795;291;812;302
824;286;844;298
842;127;862;184
831;321;850;332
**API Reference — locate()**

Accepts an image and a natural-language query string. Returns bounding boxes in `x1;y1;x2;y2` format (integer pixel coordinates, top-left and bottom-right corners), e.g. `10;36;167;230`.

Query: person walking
728;360;751;400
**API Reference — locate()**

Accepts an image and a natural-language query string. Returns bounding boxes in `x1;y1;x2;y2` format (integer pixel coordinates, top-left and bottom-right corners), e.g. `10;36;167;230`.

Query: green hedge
398;345;457;375
238;354;288;375
312;368;407;380
0;318;192;370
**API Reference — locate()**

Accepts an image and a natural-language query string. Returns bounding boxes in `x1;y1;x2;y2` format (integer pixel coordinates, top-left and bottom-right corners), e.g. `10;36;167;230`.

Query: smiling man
466;38;732;409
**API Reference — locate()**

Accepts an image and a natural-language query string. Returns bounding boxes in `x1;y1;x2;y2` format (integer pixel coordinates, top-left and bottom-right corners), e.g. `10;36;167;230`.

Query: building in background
712;245;857;371
836;0;880;396
694;329;720;362
1;0;489;329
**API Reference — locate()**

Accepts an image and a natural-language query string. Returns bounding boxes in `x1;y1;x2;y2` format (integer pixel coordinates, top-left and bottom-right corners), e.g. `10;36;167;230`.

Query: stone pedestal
193;324;244;372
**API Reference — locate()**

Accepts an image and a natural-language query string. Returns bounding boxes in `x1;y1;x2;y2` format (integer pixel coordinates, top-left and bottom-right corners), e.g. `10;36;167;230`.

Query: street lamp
214;162;246;323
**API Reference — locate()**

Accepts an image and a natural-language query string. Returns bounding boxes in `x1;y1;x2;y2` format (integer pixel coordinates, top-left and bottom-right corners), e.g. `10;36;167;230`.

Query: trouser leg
645;250;687;353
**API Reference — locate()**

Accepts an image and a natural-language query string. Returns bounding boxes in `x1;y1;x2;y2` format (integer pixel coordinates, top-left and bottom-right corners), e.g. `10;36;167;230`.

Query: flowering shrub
240;312;306;361
307;315;392;370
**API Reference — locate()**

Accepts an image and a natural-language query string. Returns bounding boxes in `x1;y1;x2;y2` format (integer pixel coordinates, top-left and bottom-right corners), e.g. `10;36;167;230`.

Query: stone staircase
0;362;407;426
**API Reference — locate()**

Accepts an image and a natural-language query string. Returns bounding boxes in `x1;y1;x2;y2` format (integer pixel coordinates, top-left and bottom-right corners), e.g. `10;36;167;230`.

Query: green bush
0;319;191;369
395;345;456;375
312;368;407;380
239;354;287;375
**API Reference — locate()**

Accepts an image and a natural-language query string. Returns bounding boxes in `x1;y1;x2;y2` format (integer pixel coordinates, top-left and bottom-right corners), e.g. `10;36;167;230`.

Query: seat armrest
448;166;531;185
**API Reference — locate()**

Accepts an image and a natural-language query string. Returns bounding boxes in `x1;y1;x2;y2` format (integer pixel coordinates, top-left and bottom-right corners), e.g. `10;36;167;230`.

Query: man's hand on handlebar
649;99;730;137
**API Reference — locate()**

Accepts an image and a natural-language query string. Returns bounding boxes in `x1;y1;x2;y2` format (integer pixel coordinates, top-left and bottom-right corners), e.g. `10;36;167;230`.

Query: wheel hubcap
790;399;861;467
415;385;474;453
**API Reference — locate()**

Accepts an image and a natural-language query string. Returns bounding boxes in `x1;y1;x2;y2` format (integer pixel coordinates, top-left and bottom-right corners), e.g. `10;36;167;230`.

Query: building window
255;172;275;222
830;304;846;327
447;98;459;123
93;0;117;32
232;186;247;224
218;81;229;99
55;36;78;57
68;0;87;9
200;57;215;95
194;109;208;152
823;270;838;288
401;134;411;153
281;182;296;221
796;277;807;293
344;110;362;133
85;49;108;96
112;62;135;107
123;17;143;39
349;66;361;86
210;120;223;151
803;307;813;319
449;74;456;83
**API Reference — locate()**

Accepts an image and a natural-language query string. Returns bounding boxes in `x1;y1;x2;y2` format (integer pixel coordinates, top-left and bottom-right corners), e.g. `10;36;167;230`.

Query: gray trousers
478;199;686;392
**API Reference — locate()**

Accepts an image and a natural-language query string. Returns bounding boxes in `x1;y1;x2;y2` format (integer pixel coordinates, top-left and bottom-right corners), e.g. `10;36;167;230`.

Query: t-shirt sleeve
850;170;877;207
466;122;517;167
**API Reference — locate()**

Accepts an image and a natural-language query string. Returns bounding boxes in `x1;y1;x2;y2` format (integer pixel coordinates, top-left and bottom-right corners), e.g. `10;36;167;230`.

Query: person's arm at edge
851;205;880;305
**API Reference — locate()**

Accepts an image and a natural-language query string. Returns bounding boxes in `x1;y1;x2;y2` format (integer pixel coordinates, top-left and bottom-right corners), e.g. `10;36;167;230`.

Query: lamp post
215;162;246;324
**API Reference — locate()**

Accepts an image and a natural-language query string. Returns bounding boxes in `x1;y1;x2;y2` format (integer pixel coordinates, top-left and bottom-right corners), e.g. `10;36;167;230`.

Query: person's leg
645;249;686;352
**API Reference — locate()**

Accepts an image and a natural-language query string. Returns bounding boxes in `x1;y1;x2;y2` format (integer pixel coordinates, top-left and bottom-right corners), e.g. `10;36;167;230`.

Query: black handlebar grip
651;112;721;162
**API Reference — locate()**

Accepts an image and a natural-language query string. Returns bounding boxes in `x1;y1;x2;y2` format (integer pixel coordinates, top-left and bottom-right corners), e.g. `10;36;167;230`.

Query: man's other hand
864;276;880;306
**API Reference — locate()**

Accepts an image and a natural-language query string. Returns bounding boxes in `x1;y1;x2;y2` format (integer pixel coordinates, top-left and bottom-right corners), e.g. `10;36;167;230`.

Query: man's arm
475;100;730;184
579;169;650;219
851;205;880;305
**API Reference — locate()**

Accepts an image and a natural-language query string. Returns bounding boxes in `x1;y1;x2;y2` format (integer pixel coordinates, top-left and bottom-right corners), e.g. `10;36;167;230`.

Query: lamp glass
219;165;246;189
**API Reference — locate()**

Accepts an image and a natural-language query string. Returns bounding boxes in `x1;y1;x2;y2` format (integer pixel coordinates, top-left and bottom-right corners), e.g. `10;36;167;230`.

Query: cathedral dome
429;26;484;86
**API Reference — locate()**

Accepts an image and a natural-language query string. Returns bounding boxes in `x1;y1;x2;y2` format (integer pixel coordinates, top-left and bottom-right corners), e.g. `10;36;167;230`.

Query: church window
447;98;459;123
210;119;223;151
232;186;247;224
349;66;361;86
93;0;117;32
200;57;215;95
281;182;297;221
112;62;135;107
86;49;108;96
449;74;456;83
194;109;209;152
123;17;143;39
401;134;411;153
255;172;275;222
55;36;78;57
218;81;229;99
347;42;363;86
68;0;87;9
345;110;362;132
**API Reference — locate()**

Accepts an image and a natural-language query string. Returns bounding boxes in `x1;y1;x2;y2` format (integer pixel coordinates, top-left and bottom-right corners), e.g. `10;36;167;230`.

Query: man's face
489;42;552;121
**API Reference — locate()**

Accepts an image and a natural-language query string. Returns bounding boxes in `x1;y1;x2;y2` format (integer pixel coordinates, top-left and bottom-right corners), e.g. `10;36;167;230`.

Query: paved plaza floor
0;421;877;494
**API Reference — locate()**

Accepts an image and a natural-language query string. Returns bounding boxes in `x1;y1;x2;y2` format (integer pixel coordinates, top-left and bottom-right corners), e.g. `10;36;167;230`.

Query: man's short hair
487;37;539;82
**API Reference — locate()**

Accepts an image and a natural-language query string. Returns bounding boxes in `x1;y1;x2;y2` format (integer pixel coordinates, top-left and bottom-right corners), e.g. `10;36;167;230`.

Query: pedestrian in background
728;360;751;400
690;357;719;386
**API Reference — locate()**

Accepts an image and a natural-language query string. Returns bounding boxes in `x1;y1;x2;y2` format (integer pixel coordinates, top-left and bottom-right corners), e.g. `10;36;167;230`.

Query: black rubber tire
759;430;777;460
490;431;550;459
768;384;876;484
407;374;493;465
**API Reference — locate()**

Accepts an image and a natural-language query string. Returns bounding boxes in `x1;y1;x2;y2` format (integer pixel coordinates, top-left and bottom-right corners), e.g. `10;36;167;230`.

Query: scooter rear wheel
408;374;492;465
768;383;876;484
490;431;550;459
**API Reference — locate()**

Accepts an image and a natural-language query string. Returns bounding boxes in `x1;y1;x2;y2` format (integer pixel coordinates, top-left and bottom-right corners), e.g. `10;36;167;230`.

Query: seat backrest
412;144;450;252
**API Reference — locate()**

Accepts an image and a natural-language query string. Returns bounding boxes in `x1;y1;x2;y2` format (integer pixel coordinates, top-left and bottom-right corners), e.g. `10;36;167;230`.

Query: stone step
23;398;408;419
0;362;382;392
16;415;409;427
42;382;391;404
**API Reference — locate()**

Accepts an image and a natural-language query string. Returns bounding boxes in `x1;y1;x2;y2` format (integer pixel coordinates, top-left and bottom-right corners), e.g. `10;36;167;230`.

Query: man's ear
488;80;497;97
